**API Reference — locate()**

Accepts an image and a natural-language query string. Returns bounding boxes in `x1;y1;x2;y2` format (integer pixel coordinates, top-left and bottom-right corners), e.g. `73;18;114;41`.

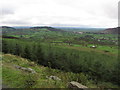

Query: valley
1;26;119;88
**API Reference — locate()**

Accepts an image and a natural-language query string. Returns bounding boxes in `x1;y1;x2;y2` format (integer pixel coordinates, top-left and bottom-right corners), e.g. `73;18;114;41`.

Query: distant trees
2;40;9;53
112;59;120;85
35;44;44;64
24;45;31;59
14;44;22;56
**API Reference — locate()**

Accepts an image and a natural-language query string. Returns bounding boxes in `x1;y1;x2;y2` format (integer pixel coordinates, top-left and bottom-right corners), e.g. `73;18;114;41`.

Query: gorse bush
2;39;119;85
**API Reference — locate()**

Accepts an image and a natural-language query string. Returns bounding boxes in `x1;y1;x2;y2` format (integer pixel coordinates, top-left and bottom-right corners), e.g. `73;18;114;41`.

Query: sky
1;0;119;28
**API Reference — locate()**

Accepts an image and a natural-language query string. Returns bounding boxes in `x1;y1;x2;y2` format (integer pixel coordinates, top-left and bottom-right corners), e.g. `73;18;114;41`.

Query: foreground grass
2;54;119;88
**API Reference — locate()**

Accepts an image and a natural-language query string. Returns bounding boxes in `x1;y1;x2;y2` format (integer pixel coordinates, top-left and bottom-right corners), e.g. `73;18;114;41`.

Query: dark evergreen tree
30;44;37;61
23;45;32;59
14;44;22;56
2;40;9;53
35;44;44;64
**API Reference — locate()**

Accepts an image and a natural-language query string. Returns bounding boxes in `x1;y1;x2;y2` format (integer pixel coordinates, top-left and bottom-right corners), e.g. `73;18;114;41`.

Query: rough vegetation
2;54;119;88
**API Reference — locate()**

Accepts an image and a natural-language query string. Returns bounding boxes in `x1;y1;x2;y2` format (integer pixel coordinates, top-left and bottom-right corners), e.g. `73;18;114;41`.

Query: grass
48;41;118;55
53;44;118;56
2;54;119;88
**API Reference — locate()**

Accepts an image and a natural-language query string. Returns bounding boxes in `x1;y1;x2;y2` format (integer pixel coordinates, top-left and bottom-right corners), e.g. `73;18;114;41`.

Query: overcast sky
1;0;119;28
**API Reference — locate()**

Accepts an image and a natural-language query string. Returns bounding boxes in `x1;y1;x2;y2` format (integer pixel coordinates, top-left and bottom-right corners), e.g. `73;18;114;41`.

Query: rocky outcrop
46;76;61;81
68;81;88;89
14;65;36;74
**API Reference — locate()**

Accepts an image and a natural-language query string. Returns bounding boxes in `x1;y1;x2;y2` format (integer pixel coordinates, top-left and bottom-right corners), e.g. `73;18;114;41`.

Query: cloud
101;1;118;20
2;8;15;16
2;20;30;25
118;1;120;27
1;0;119;28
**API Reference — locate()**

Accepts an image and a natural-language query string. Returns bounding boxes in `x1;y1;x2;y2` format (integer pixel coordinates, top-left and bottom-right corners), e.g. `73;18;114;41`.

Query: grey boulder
47;76;61;81
68;81;88;89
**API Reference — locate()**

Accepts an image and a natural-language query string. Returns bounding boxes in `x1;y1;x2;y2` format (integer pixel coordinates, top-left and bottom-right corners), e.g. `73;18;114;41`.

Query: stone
68;81;88;89
21;67;27;71
27;68;36;73
14;65;22;69
47;76;61;81
14;65;36;74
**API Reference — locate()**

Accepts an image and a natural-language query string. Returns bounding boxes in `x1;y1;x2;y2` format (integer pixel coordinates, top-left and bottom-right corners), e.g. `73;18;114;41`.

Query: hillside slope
30;26;65;32
100;27;120;34
0;26;16;30
2;54;119;88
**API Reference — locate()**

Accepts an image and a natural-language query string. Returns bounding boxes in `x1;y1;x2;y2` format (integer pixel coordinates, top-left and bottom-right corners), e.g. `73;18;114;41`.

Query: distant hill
1;26;27;35
30;26;65;32
1;26;67;36
100;27;120;34
1;26;18;35
54;27;106;32
0;26;16;30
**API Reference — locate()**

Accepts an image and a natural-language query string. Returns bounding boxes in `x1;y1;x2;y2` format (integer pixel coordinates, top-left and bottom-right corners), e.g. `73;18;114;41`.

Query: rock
47;76;61;81
68;81;88;89
27;68;36;74
14;65;22;69
14;65;36;74
21;67;36;74
21;67;27;71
